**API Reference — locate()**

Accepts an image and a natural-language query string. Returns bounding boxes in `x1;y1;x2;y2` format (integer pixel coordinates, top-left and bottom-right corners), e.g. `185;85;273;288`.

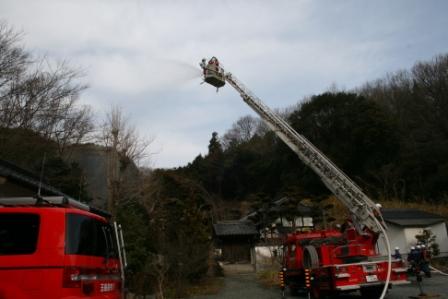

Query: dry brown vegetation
320;196;448;226
184;277;224;297
257;269;280;289
380;200;448;218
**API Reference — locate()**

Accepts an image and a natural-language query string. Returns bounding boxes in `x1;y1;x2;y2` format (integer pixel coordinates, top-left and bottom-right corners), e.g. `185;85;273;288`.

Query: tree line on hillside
179;53;448;209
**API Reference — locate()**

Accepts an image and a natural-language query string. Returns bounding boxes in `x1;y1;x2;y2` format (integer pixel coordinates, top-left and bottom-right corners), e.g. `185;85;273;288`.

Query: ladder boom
201;58;385;234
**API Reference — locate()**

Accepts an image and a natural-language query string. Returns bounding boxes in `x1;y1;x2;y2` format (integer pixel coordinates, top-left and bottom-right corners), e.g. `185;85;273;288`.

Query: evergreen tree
208;132;223;156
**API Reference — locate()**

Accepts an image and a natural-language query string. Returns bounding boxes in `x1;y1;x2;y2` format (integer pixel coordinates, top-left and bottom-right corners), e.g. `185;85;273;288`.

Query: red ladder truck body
282;228;408;298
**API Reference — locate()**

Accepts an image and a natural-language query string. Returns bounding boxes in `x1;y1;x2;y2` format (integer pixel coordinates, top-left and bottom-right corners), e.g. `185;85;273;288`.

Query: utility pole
108;128;119;218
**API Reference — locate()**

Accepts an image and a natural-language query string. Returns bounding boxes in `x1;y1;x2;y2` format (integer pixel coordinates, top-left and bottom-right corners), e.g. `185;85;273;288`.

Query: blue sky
1;0;447;168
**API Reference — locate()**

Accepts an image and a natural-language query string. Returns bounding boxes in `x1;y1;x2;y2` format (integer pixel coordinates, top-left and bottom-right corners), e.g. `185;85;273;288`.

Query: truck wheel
360;286;383;299
302;246;319;270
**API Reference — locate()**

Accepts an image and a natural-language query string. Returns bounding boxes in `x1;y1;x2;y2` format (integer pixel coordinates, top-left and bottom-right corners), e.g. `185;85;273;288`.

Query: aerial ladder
200;57;393;299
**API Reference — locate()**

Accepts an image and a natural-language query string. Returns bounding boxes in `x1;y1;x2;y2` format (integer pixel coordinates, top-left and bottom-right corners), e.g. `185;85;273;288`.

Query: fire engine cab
0;196;127;299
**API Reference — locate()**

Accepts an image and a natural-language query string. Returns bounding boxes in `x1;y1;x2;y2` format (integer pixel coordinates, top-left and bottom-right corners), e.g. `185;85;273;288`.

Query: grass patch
257;269;280;289
185;277;225;297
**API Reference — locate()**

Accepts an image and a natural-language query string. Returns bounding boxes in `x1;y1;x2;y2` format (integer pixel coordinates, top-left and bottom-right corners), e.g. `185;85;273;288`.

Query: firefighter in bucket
200;57;226;88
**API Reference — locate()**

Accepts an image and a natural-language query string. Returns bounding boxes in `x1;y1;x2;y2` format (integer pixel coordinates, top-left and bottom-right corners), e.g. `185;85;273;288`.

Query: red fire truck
282;227;408;298
200;57;409;298
0;196;127;299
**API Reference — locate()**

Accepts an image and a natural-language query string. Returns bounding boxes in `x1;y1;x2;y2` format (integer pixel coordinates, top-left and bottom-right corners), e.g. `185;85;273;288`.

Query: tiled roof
382;208;445;227
213;221;258;237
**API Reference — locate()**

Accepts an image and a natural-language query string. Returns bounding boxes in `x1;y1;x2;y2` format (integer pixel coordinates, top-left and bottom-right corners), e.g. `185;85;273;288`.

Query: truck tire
302;245;319;270
360;286;383;299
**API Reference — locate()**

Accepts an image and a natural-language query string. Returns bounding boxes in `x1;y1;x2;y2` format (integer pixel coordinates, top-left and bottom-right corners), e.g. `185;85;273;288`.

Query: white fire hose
372;216;392;299
430;265;448;276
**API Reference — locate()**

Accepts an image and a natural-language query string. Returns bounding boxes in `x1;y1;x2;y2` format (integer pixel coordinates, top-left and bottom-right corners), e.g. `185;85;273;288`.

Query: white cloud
2;0;448;167
150;131;206;169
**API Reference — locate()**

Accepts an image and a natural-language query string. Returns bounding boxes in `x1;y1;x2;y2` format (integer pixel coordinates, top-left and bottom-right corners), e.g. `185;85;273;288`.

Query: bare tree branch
0;23;92;154
98;105;154;165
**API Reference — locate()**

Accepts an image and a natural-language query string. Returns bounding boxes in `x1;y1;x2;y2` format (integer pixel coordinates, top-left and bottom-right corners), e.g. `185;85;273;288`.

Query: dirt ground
191;271;448;299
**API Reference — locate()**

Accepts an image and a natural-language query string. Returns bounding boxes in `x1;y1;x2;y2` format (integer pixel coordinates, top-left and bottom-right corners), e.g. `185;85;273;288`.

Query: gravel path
191;273;280;299
386;275;448;299
191;273;448;299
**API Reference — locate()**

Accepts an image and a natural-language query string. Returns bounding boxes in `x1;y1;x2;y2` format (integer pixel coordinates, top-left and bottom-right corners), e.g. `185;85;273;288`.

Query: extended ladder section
201;58;385;234
226;73;385;234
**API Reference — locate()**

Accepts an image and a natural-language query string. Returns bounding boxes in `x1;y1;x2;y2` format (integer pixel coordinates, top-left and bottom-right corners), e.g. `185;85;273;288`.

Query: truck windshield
0;213;40;255
65;213;117;258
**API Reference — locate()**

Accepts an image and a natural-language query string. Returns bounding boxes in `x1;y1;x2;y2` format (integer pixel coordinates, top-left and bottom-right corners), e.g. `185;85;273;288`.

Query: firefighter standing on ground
407;245;431;278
